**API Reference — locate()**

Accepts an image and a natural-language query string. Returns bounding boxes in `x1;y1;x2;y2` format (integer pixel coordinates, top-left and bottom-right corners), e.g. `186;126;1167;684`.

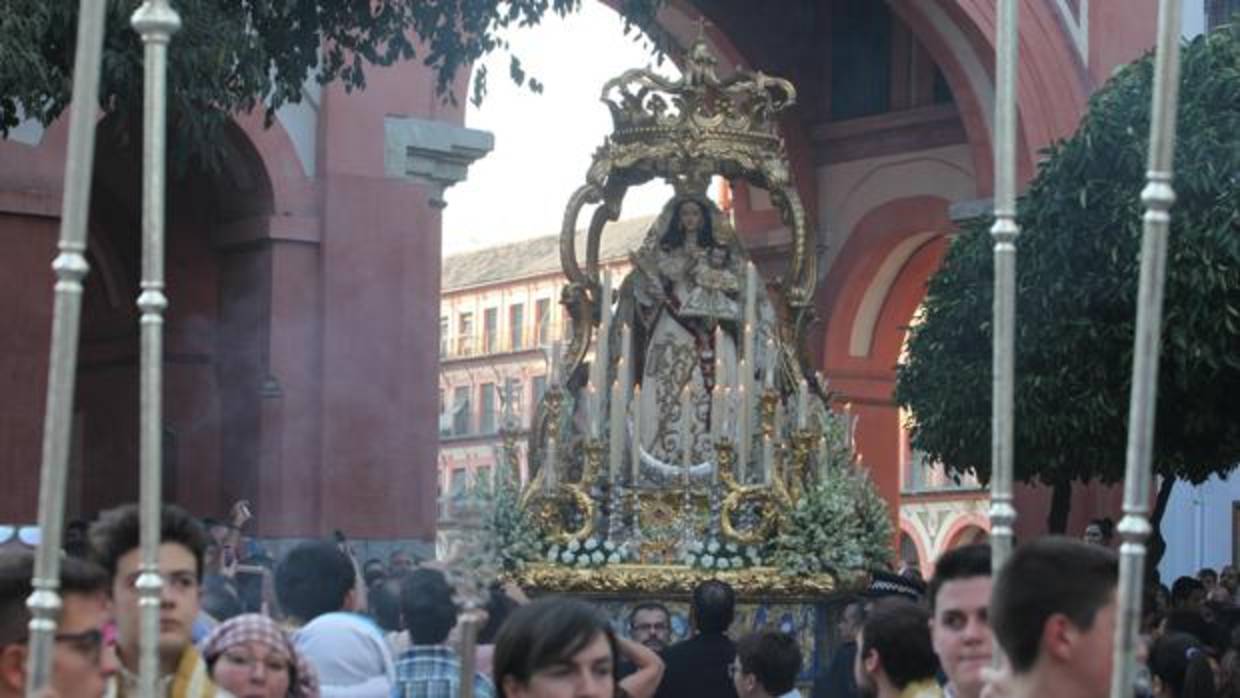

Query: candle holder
786;429;817;502
759;387;779;437
581;438;605;491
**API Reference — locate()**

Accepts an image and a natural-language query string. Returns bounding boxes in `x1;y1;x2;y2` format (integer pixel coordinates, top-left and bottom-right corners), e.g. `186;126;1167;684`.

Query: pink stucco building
0;0;1176;559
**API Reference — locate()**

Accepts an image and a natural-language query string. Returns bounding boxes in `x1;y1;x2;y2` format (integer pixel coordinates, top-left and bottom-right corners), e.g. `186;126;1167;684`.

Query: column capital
383;116;494;208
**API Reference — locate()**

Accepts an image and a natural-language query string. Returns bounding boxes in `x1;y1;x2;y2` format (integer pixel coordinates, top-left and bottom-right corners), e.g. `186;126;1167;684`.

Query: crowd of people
0;504;1234;698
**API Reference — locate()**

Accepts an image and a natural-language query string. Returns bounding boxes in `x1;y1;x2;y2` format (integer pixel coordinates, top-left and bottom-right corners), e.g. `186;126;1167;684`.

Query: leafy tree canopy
895;24;1240;491
0;0;663;166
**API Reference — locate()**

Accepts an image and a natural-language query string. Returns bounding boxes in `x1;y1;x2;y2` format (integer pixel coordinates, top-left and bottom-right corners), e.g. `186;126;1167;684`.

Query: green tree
0;0;662;166
895;24;1240;544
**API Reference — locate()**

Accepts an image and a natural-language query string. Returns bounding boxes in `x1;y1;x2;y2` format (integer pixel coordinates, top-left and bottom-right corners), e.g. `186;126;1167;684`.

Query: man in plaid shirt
392;569;495;698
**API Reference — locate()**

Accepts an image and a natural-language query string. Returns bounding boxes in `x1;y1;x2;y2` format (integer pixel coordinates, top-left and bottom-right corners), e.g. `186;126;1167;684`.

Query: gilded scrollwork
510;563;839;599
719;487;781;545
526;484;598;546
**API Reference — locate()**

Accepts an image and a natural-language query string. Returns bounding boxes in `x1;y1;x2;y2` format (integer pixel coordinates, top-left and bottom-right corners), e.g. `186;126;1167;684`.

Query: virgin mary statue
613;194;775;485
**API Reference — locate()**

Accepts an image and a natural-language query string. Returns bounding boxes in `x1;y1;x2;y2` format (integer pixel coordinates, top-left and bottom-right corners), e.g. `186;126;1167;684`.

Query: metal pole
988;0;1019;573
130;2;180;696
1111;1;1181;696
24;3;107;696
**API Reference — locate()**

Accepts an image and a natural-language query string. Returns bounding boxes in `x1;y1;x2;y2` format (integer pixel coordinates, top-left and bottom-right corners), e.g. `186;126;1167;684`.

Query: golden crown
594;32;797;194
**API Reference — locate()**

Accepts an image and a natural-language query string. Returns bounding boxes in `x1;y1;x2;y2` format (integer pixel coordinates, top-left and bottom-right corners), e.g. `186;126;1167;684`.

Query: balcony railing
902;450;983;494
440;324;566;359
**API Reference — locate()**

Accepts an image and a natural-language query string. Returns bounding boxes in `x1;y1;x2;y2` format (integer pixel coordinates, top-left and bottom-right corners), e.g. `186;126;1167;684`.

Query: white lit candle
620;324;633;404
631;384;642;485
550;340;562;386
737;378;748;484
680;384;692;488
544;435;558;493
608;378;623;487
798;379;808;428
587;384;600;438
713;325;724;387
593;270;613;434
744;263;758;361
764;336;775;390
710;382;722;441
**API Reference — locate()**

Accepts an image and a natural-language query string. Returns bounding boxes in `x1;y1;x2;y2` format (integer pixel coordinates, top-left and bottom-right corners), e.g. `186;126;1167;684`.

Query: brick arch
888;0;1093;193
941;514;991;555
232;109;316;217
819;196;953;372
898;517;931;576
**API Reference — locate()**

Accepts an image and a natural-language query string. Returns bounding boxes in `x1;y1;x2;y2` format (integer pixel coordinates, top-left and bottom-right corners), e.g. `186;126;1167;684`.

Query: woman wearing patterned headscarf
202;613;319;698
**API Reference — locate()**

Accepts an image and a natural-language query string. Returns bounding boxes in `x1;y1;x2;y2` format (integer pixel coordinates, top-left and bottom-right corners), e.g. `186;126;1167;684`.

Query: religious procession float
452;32;895;681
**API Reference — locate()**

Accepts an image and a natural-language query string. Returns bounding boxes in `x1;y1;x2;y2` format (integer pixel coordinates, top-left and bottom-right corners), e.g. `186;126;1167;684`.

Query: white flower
584;537;599;551
568;539;581;552
716;558;729;570
603;540;615;552
548;545;560;558
591;551;605;564
575;556;589;567
547;550;559;563
724;542;737;554
707;540;720;554
746;546;759;560
702;555;715;568
690;541;704;553
608;553;620;564
560;551;574;564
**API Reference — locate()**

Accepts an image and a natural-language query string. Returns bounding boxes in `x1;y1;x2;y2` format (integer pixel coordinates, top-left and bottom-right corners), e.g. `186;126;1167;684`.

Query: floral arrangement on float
769;463;892;577
546;537;634;569
682;538;764;571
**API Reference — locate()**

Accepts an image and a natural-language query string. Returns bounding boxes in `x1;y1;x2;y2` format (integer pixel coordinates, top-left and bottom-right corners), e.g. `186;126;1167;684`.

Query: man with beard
629;603;672;653
853;599;941;698
928;545;992;698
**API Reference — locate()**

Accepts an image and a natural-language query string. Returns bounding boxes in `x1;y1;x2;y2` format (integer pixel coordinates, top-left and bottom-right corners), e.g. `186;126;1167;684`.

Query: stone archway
75;117;276;517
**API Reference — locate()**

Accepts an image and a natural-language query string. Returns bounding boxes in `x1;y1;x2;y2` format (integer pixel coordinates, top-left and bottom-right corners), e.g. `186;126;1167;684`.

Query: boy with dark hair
1198;567;1217;590
0;551;115;698
853;599;941;698
732;632;802;698
1172;575;1207;611
88;503;217;698
392;568;494;698
654;580;739;698
275;540;361;626
990;536;1118;698
927;544;992;698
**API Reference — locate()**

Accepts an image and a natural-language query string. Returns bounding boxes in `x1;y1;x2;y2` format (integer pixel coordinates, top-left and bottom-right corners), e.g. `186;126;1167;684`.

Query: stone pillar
317;71;491;540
